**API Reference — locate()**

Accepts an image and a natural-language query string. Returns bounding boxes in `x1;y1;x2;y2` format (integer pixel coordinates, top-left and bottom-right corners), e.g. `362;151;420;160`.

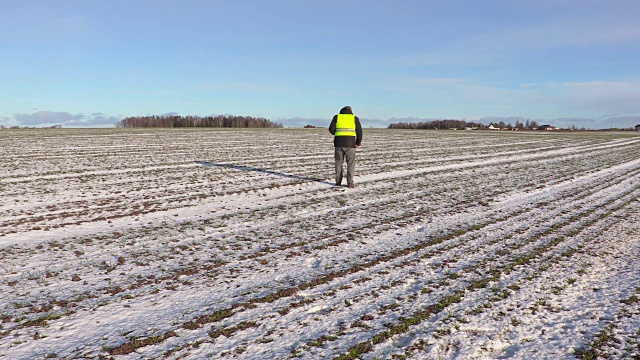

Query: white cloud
278;117;396;129
11;111;121;127
15;111;84;125
278;117;327;128
387;74;640;119
532;80;640;115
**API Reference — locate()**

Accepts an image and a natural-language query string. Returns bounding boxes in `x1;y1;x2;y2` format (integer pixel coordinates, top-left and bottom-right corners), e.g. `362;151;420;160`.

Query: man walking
329;106;363;188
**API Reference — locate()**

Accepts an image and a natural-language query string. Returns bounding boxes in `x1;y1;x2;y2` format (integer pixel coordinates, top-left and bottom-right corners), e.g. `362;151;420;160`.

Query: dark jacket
329;106;363;148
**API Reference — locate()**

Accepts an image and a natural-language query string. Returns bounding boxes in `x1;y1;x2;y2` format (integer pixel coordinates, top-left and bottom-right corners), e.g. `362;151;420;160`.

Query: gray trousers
335;147;356;185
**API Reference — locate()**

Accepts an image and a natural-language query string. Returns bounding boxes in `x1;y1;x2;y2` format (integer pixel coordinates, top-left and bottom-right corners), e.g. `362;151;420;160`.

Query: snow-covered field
1;128;639;360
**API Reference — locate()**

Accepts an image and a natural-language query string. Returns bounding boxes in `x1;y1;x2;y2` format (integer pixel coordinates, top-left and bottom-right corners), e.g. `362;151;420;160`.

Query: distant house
488;124;500;130
539;124;557;131
635;124;640;131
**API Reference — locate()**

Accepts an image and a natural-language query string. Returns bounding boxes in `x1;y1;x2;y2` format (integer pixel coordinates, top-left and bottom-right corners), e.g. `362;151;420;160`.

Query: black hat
340;106;353;114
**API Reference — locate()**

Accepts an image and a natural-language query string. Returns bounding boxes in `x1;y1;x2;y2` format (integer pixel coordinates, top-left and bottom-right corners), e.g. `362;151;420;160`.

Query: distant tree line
117;115;282;128
0;124;62;129
388;119;545;130
388;119;486;130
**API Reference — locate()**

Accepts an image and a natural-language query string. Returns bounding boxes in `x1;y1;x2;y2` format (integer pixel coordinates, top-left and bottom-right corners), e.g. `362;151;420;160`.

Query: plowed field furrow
365;196;640;360
1;129;639;360
3;152;637;296
2;154;638;310
156;174;640;359
96;161;640;358
3;137;638;237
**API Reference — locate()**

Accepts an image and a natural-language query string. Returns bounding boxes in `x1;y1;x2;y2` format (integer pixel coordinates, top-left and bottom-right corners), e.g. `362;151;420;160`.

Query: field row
1;129;639;359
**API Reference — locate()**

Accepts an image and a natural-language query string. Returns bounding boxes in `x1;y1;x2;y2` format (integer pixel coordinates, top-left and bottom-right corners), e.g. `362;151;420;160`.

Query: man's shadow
196;161;334;185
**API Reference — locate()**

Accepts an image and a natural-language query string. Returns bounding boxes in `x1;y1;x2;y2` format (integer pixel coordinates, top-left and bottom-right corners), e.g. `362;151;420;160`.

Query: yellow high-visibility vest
335;114;356;136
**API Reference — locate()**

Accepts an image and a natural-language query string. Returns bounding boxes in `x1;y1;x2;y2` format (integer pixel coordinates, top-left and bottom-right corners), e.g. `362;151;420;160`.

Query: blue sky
1;0;640;128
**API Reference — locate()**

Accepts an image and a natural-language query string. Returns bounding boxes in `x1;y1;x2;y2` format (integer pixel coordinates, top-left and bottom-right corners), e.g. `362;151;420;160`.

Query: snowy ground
1;128;639;360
